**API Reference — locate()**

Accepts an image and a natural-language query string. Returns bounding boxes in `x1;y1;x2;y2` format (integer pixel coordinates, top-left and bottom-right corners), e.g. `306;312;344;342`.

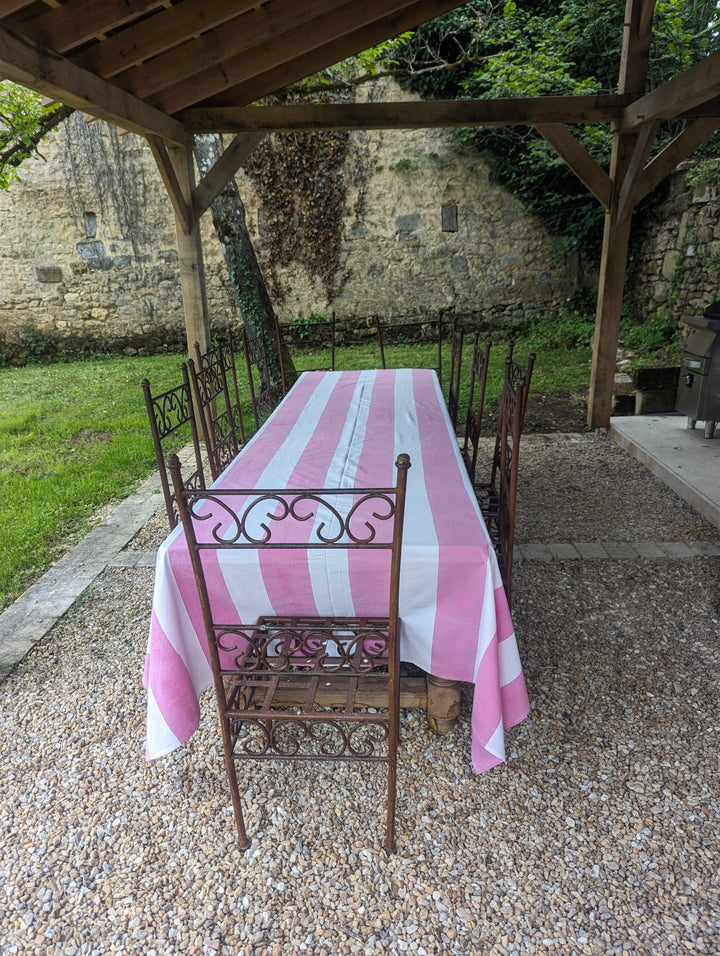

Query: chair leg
220;719;251;849
384;758;397;853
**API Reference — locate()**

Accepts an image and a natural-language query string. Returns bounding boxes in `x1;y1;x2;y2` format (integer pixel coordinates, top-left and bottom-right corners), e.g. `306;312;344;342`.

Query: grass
0;339;592;613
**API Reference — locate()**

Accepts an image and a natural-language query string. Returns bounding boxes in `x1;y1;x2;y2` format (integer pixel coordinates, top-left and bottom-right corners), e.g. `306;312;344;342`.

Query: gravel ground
1;433;719;955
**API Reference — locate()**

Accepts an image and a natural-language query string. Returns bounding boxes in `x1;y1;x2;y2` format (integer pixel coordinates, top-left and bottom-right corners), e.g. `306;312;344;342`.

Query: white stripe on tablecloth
484;719;506;762
305;371;375;616
391;370;440;673
145;682;182;758
473;553;500;676
498;626;523;684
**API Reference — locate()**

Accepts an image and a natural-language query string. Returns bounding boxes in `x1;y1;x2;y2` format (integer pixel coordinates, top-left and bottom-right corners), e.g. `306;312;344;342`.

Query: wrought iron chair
375;314;445;388
242;320;286;430
194;334;248;446
446;325;464;432
461;334;492;483
476;351;535;608
141;367;207;530
188;341;243;481
168;452;411;851
293;311;337;372
214;329;248;446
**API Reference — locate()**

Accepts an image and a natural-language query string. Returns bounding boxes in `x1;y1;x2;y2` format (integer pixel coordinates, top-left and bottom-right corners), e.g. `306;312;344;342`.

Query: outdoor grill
676;302;720;438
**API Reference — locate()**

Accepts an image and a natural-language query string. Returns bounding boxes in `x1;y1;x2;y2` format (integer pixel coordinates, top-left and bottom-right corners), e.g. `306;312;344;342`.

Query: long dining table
144;368;529;773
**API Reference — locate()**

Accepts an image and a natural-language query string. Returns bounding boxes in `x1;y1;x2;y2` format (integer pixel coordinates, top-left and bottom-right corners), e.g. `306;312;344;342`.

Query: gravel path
1;433;719;955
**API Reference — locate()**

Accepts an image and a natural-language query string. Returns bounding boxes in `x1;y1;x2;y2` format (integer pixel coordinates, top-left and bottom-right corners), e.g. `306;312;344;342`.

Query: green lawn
0;340;592;612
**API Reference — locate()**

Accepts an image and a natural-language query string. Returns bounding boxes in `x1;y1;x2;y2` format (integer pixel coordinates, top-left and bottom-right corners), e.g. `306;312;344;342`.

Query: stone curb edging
514;540;720;561
0;471;164;679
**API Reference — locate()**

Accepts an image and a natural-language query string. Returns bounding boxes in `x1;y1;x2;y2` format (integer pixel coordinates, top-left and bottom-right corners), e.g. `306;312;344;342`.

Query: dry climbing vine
244;104;359;303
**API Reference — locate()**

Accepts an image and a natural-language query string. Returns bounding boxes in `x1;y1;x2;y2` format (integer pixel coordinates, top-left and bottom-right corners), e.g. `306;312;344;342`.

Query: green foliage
526;302;596;351
685;158;720;193
389;0;720;259
0;82;71;189
17;325;58;361
289;313;330;341
389;158;417;172
619;309;680;353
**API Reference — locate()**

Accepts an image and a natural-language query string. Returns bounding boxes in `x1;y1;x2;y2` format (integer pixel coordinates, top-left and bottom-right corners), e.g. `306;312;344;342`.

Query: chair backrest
461;333;491;482
169;448;410;671
447;325;464;431
188;343;241;480
375;315;444;387
290;311;336;371
194;335;247;448
492;350;535;607
141;366;206;530
242;320;286;430
214;329;247;447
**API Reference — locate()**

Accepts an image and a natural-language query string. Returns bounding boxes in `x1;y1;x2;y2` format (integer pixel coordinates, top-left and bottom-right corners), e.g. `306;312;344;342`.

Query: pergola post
587;0;653;429
587;137;636;429
166;144;211;358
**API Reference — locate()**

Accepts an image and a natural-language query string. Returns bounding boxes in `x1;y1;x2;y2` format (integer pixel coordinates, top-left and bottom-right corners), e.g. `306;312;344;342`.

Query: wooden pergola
1;0;719;427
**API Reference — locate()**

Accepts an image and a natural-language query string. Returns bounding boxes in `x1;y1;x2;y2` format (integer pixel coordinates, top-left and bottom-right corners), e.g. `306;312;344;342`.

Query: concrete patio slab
609;412;720;531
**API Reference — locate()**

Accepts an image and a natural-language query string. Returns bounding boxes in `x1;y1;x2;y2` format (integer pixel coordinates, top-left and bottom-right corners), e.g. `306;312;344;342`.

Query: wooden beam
620;49;720;130
7;0;167;54
150;0;474;114
619;0;655;94
192;132;264;222
616;119;658;224
180;96;630;133
638;0;656;35
535;123;612;209
166;145;211;358
0;2;40;14
73;0;260;79
0;22;190;145
625;117;720;212
147;135;194;234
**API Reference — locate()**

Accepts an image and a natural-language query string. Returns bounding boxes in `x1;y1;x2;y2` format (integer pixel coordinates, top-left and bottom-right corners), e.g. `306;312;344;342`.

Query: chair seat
224;615;394;761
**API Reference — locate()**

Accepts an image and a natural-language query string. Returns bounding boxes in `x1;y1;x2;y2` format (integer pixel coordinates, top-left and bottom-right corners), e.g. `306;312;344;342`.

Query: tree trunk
194;133;295;407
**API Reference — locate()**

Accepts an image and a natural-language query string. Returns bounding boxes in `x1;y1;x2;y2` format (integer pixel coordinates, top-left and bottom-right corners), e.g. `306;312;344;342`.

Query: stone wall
0;87;590;360
628;159;720;322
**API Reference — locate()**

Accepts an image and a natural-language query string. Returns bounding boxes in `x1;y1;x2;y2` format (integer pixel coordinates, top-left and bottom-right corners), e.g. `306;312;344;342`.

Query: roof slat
72;0;260;77
151;0;469;114
109;0;341;96
6;0;168;54
194;0;473;112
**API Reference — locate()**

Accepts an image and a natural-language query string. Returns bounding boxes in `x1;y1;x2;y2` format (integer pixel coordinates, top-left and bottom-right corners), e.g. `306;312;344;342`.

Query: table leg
426;675;460;734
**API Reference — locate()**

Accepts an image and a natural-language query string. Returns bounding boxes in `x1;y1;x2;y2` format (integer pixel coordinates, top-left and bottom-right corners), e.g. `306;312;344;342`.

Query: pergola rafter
0;0;718;425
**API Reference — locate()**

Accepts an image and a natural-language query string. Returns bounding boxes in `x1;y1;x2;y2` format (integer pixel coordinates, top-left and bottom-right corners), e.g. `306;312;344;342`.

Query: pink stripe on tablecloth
223;372;330;485
259;370;364;615
409;370;491;676
145;609;204;745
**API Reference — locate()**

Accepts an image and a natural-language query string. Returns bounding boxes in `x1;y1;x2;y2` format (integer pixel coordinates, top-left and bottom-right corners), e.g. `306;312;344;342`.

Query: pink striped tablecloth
144;368;529;772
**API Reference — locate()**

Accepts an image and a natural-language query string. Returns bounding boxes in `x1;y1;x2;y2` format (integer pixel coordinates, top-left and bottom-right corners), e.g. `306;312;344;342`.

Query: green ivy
389;1;720;260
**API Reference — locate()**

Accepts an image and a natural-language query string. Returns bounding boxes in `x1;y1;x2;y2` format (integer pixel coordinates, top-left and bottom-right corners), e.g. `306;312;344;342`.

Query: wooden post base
426;674;461;734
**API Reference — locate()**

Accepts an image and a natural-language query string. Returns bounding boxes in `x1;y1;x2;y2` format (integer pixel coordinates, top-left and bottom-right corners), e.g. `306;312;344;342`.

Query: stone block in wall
36;267;62;283
661;251;678;280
